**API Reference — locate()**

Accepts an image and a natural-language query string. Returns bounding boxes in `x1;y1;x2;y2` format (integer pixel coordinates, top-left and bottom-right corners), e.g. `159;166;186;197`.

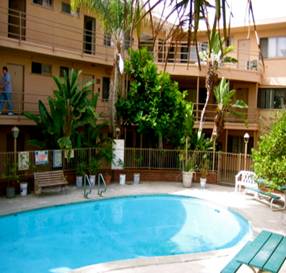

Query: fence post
238;153;242;171
217;151;222;183
148;148;151;169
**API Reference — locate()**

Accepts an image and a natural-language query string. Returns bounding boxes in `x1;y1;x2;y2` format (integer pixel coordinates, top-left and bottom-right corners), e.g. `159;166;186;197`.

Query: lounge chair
221;230;286;273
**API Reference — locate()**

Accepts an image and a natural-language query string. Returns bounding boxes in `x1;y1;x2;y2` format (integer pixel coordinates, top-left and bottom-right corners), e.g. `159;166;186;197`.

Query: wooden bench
34;170;68;195
221;230;286;273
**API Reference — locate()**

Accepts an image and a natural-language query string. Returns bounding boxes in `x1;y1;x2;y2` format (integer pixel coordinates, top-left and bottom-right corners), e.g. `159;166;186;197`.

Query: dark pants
0;92;13;112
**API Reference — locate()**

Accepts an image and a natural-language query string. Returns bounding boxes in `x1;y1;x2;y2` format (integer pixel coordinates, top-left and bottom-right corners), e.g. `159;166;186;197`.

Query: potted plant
181;102;195;188
182;153;196;188
88;158;99;187
200;156;209;189
19;174;28;197
103;171;112;184
4;164;19;198
75;162;86;188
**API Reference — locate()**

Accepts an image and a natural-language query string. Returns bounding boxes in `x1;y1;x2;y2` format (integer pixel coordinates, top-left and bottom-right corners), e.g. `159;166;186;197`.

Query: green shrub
252;111;286;188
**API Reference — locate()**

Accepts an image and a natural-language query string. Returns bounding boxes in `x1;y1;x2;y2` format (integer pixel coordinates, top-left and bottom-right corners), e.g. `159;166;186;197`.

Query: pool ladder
83;173;107;199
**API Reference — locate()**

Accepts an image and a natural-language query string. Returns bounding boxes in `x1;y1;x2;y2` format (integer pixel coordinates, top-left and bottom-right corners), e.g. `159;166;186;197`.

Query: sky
150;0;286;27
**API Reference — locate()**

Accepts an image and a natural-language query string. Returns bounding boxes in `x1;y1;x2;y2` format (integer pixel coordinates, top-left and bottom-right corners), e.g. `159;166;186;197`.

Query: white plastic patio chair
235;170;258;192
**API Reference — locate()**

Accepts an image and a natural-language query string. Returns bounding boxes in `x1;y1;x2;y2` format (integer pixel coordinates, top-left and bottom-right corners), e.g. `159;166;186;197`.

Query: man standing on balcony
0;66;14;115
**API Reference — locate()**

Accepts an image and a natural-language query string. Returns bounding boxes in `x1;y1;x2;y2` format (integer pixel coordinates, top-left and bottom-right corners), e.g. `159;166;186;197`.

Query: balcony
193;103;259;130
0;6;263;83
0;91;257;130
0;7;114;65
140;41;262;83
0;91;112;125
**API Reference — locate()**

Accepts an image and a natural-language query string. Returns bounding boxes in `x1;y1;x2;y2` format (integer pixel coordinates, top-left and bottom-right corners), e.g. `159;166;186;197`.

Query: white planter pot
20;182;28;196
182;171;194;188
89;175;96;187
133;173;140;185
119;174;126;185
76;176;83;188
200;177;207;189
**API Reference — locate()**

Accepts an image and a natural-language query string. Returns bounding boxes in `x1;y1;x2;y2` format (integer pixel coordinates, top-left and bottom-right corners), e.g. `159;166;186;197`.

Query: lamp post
243;132;250;170
11;126;19;167
115;127;120;139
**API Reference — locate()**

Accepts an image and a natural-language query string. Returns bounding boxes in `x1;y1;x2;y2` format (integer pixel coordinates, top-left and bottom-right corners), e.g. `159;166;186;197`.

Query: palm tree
197;31;237;138
212;78;248;140
144;0;258;140
71;0;151;136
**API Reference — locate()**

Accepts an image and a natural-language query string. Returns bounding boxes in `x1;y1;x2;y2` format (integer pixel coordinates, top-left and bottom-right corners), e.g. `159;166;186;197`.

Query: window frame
102;77;110;101
32;0;53;8
258;88;286;109
61;2;79;16
31;61;52;76
260;36;286;59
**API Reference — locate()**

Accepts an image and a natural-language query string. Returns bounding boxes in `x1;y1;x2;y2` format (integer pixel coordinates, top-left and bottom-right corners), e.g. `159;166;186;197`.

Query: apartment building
0;0;286;153
0;0;114;152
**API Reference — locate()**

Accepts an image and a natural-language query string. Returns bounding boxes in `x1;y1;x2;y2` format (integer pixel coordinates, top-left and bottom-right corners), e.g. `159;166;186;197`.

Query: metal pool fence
0;147;252;185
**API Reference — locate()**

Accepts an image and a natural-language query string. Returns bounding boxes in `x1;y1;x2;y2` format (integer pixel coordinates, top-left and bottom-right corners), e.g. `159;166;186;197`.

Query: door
8;0;26;40
83;16;96;54
7;64;24;114
238;39;250;70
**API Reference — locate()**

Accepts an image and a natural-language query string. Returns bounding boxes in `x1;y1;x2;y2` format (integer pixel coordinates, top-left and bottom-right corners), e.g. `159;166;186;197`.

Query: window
258;88;286;109
180;44;188;63
200;42;208;52
31;62;52;76
260;37;286;58
59;66;69;77
83;16;96;54
104;33;111;47
33;0;53;7
180;42;208;63
124;33;133;50
227;135;253;153
61;2;79;16
102;77;110;100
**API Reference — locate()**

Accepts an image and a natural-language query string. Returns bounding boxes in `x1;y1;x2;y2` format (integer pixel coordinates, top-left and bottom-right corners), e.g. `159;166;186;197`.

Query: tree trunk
111;39;123;137
158;133;163;149
198;62;218;138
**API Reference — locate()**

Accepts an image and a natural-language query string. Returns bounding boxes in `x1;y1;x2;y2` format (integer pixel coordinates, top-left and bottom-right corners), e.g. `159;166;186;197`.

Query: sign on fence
112;139;124;170
35;151;48;165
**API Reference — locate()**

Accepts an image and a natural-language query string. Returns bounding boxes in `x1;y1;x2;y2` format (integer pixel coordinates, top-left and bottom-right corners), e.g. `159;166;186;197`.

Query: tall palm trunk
198;62;218;138
111;38;124;137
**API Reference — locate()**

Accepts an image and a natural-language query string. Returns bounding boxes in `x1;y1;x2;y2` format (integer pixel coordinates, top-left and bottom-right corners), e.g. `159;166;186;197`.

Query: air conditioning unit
247;59;258;71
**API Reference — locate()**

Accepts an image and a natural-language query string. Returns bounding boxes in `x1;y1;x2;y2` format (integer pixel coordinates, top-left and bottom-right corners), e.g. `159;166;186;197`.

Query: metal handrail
97;173;107;196
83;174;92;198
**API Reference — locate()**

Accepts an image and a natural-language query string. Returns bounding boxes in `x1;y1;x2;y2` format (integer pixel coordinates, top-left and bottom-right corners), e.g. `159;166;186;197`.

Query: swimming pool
0;194;250;273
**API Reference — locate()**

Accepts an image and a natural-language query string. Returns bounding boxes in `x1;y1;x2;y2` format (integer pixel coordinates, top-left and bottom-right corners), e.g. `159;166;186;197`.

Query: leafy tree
25;69;101;149
252;111;286;188
116;48;188;148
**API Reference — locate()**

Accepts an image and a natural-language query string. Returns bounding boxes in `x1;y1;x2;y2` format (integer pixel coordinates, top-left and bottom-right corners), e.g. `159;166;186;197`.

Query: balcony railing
193;103;259;124
0;91;257;125
140;41;262;72
0;91;112;119
0;7;262;72
0;7;114;63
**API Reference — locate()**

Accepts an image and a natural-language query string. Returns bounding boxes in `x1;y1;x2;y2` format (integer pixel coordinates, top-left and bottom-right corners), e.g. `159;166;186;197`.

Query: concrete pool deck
0;182;285;273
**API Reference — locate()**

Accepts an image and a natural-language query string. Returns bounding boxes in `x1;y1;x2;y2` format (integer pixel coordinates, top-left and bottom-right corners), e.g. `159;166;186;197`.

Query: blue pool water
0;195;250;273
